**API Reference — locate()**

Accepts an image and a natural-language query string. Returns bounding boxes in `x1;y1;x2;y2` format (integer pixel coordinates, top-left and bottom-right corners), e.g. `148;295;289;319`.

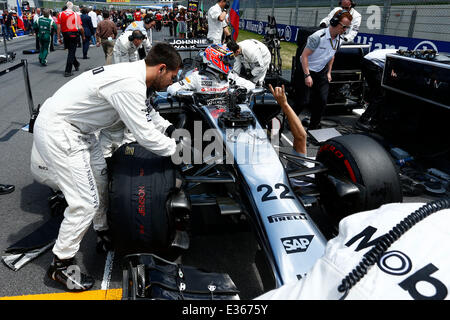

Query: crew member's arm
327;55;334;83
345;12;361;42
167;71;199;95
105;85;176;157
57;22;62;44
268;84;306;155
319;7;338;27
300;48;313;88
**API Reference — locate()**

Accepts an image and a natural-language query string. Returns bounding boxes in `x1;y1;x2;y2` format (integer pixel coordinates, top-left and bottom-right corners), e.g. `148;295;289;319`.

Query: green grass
236;30;297;70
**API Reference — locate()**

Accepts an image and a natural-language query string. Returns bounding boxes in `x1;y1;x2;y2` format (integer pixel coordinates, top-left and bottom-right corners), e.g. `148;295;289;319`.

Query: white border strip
101;251;115;290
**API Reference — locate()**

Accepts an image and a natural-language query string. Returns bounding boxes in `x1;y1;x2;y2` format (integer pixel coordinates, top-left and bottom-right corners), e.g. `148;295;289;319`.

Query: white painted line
101;251;115;290
281;133;293;147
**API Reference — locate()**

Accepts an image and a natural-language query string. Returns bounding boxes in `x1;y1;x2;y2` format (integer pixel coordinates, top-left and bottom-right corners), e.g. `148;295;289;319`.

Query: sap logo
281;235;314;254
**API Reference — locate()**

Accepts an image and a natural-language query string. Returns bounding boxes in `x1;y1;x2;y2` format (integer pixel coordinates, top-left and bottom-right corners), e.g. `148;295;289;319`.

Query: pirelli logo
267;213;307;224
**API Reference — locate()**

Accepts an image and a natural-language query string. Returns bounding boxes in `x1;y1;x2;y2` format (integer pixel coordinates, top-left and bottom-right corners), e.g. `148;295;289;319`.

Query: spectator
80;7;94;59
88;6;97;45
133;8;142;21
170;7;178;37
97;10;103;24
4;10;14;40
33;9;56;66
57;1;85;77
33;7;41;49
175;7;187;39
51;11;59;48
96;10;117;65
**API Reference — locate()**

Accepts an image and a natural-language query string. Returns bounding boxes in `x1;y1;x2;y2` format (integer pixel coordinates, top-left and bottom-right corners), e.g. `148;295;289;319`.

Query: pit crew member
226;39;271;85
319;0;361;43
296;10;352;130
30;42;182;292
113;29;151;64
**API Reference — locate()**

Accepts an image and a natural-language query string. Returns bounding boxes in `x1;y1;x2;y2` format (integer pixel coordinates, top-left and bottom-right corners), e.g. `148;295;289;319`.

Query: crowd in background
1;6;210;40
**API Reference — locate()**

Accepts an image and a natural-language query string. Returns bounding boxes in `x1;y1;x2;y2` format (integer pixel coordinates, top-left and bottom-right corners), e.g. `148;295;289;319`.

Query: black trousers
63;32;80;73
294;66;330;130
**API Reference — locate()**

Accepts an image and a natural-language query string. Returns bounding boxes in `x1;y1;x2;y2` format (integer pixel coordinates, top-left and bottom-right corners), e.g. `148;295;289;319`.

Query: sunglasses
339;23;350;29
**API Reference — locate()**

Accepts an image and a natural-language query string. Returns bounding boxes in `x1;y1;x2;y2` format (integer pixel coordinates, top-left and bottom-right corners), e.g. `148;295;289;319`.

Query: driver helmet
201;44;235;75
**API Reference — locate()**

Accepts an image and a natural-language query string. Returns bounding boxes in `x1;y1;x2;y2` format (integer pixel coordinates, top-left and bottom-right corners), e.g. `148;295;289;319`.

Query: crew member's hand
58;38;62;44
82;36;86;42
96;42;101;47
268;84;288;107
305;76;313;87
327;72;332;82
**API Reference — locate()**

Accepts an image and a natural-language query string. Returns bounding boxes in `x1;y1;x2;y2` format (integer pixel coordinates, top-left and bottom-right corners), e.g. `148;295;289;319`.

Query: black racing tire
316;134;402;221
108;143;177;254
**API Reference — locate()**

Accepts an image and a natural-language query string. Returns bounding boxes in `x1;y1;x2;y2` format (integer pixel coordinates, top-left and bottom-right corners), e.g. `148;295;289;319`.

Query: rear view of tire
316;134;402;222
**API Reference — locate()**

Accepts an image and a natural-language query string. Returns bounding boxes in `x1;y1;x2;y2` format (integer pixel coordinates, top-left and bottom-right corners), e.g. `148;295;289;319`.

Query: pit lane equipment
0;59;38;133
122;253;240;300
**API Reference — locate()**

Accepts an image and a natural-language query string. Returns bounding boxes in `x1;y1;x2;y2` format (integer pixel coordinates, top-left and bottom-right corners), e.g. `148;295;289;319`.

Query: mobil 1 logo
281;235;314;254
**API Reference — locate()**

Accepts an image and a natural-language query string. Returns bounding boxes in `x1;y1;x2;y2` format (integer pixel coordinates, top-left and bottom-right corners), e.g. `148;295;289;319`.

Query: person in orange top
57;1;85;77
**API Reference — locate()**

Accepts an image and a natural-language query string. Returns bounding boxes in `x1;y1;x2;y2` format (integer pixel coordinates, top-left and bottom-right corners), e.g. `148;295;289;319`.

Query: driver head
201;44;235;75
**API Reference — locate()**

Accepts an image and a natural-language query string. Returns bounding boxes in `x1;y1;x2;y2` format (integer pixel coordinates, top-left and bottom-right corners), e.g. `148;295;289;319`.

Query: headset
329;9;349;27
338;0;356;8
128;30;146;42
144;16;155;25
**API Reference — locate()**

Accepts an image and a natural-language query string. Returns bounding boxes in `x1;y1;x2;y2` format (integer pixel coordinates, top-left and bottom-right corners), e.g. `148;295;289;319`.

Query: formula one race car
106;43;403;297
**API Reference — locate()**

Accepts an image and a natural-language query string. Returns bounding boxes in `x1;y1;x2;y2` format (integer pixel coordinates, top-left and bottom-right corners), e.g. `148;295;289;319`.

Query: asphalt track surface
0;27;440;301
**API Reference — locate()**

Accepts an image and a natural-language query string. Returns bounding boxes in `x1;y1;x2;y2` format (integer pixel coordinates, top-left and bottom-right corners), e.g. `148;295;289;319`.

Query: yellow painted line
0;288;123;300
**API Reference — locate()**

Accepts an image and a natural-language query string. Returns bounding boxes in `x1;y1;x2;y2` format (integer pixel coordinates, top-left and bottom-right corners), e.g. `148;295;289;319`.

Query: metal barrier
0;59;38;133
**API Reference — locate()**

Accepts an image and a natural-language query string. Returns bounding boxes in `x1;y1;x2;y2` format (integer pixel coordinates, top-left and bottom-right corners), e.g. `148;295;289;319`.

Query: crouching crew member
227;39;271;85
30;43;181;292
113;29;151;64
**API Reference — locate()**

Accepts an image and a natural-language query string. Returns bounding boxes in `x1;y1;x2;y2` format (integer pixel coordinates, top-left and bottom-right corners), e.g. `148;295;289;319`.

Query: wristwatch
304;73;311;79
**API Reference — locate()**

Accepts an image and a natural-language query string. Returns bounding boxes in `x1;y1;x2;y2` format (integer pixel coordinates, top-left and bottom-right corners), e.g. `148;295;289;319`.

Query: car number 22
257;183;295;202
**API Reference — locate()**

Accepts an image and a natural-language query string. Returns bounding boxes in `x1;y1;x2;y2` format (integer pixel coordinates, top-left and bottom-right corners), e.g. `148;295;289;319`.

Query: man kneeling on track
30;42;182;292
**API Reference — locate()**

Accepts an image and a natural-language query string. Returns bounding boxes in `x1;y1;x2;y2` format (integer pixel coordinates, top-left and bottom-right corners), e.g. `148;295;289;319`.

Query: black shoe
64;72;73;77
82;56;89;59
96;230;114;254
0;184;15;195
74;65;79;71
47;255;95;291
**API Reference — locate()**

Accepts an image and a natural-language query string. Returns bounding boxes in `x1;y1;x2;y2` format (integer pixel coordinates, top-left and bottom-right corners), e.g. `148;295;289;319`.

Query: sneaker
47;256;95;291
96;230;114;254
0;184;15;195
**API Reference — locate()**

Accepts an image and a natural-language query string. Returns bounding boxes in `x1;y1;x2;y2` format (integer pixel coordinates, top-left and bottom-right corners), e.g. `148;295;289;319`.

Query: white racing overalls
167;68;256;98
113;30;151;64
232;39;271;84
30;60;176;259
